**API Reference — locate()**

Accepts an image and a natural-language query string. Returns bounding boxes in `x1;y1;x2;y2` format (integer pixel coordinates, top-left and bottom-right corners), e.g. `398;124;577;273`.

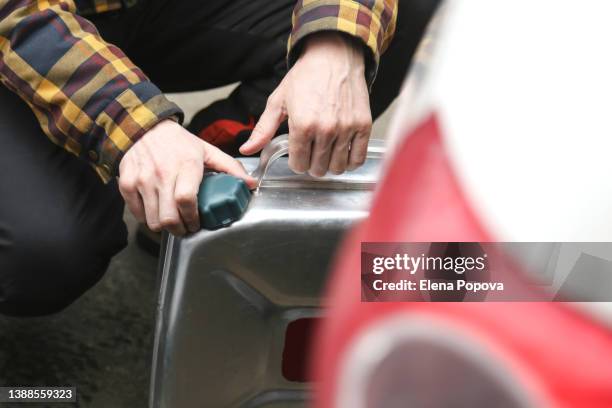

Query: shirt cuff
88;81;184;183
287;0;398;86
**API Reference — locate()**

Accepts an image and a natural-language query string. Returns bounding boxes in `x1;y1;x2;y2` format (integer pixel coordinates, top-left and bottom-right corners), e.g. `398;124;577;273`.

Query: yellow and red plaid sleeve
288;0;398;85
0;0;183;183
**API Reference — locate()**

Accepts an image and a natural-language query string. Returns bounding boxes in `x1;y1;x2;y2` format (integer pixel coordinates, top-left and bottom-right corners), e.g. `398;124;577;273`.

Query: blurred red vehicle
312;2;612;407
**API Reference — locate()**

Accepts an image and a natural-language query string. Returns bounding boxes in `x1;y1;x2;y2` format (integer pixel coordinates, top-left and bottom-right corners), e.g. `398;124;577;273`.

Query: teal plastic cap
198;174;252;230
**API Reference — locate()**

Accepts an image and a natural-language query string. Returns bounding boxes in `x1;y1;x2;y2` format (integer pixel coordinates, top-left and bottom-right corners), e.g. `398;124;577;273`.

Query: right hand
118;119;256;236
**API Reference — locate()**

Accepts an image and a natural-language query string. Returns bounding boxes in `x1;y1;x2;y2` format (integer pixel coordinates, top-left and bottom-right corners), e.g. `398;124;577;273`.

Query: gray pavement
0;214;156;408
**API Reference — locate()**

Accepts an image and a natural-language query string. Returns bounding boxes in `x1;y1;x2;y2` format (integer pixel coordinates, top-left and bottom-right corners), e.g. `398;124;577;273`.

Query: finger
126;193;146;223
204;144;257;189
138;182;161;232
118;174;146;223
309;133;335;177
348;132;370;171
328;137;350;175
175;161;204;233
287;119;313;174
240;95;286;155
158;179;187;236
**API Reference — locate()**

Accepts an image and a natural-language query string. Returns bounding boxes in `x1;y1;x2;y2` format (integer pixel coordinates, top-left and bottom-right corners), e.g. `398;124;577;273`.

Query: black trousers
0;0;439;317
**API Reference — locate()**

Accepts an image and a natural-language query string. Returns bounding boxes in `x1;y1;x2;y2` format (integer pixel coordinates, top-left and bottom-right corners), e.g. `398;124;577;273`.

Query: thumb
240;94;286;155
204;143;257;189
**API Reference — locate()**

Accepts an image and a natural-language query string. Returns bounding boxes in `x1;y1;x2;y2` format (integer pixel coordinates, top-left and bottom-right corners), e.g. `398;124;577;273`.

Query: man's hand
240;33;372;177
119;120;256;236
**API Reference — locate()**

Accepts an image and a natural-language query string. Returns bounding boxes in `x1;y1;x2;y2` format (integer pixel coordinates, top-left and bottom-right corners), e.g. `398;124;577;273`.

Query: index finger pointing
204;144;257;189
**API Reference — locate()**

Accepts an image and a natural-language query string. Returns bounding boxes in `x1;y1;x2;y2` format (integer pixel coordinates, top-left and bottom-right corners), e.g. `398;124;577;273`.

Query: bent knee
0;222;127;317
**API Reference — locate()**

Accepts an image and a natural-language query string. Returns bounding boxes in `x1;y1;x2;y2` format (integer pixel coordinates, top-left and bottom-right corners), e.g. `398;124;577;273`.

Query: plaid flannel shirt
0;0;397;182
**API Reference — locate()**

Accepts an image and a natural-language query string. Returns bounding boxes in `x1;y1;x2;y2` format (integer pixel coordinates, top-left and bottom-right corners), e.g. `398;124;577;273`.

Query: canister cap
198;174;252;230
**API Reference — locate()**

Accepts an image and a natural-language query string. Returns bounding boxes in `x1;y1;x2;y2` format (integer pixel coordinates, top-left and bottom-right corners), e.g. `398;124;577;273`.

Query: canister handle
250;134;385;189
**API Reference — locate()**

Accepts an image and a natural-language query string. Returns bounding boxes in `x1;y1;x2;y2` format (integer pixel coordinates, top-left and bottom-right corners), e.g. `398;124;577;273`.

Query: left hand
239;32;372;177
